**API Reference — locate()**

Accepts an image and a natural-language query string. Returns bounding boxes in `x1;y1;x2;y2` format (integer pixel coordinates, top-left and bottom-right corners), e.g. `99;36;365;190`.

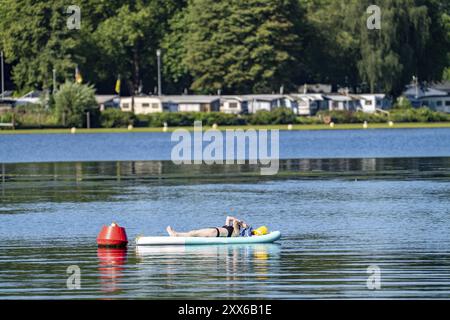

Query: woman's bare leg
166;226;217;237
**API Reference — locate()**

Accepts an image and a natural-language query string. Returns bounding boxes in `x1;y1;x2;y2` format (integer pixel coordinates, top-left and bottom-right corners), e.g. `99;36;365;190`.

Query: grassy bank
1;122;450;134
3;105;450;133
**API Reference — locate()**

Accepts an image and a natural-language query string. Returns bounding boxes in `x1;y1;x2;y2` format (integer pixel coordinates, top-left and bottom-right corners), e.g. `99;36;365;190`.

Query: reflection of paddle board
135;231;281;246
135;243;281;257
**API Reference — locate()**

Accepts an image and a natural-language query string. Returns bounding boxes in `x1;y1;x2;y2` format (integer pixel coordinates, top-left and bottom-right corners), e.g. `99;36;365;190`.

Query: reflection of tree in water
134;244;281;298
2;157;449;210
0;241;102;298
3;157;449;184
1;162;125;206
277;250;351;297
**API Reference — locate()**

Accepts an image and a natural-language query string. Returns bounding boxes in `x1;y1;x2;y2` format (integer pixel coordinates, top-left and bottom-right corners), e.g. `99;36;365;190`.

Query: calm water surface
0;129;449;299
1;128;450;162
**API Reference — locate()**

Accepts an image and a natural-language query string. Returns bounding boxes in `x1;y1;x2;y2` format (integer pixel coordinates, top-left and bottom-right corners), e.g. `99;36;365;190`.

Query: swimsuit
214;225;234;237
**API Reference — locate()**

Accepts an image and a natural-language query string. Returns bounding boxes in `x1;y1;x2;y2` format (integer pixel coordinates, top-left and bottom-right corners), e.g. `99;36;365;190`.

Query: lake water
1;128;450;163
0;128;450;299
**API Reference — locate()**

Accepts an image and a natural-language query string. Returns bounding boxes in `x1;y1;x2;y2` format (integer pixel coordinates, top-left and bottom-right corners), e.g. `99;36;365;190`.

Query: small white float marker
363;121;368;129
128;124;133;131
212;123;218;130
70;127;76;134
287;124;293;130
329;122;335;128
163;122;168;132
388;121;394;127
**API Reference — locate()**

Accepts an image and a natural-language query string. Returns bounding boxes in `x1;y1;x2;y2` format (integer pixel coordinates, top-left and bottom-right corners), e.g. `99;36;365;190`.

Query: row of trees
0;0;449;97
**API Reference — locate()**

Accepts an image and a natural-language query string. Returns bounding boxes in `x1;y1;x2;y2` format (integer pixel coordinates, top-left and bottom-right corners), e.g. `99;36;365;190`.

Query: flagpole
75;64;82;84
117;74;121;97
115;75;121;112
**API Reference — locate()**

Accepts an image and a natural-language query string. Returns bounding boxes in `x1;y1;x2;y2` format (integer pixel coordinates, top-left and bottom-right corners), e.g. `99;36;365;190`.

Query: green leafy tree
94;0;183;96
0;0;123;93
1;0;449;97
161;9;192;94
417;0;450;83
178;0;304;93
53;81;97;127
0;0;75;92
354;0;432;94
440;5;450;80
301;0;359;88
443;69;450;81
302;0;450;95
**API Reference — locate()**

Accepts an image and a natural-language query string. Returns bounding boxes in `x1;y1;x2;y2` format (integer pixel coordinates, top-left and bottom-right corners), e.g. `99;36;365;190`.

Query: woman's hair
240;220;250;229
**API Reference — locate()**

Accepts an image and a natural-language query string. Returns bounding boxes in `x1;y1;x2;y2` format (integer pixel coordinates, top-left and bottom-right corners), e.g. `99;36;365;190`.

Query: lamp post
412;75;419;99
1;51;4;99
156;49;162;96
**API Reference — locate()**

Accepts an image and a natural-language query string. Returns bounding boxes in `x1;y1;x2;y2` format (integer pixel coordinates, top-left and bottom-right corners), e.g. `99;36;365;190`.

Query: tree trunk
128;80;135;114
133;45;140;96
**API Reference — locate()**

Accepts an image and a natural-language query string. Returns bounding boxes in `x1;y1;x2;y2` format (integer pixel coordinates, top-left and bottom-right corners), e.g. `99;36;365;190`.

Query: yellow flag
115;77;121;94
75;66;83;84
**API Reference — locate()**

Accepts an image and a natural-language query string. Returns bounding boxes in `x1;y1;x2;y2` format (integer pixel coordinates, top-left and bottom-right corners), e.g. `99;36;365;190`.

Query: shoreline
0;122;450;135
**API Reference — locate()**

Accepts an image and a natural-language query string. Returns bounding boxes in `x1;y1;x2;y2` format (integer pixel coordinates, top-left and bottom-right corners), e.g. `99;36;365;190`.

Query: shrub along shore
1;111;450;134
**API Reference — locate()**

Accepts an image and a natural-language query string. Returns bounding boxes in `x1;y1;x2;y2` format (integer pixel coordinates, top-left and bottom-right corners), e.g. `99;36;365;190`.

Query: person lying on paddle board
166;216;251;238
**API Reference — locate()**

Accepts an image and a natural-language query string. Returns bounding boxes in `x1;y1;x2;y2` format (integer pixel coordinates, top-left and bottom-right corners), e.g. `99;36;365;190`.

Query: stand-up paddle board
135;231;281;246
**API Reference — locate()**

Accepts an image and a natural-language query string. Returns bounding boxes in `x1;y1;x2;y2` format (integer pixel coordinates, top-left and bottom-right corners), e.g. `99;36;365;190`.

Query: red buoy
97;222;128;247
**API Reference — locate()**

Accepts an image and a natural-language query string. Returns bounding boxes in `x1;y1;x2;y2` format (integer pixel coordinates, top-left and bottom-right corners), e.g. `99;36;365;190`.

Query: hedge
100;109;136;128
4;105;448;129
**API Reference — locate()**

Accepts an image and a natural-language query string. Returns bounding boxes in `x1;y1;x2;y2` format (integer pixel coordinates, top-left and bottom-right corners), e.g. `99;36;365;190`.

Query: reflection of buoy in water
97;247;127;265
97;247;127;293
97;222;128;247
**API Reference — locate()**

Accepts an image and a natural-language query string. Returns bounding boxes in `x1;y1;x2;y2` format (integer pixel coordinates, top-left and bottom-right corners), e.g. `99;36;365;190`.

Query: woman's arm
225;216;239;226
232;219;242;237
